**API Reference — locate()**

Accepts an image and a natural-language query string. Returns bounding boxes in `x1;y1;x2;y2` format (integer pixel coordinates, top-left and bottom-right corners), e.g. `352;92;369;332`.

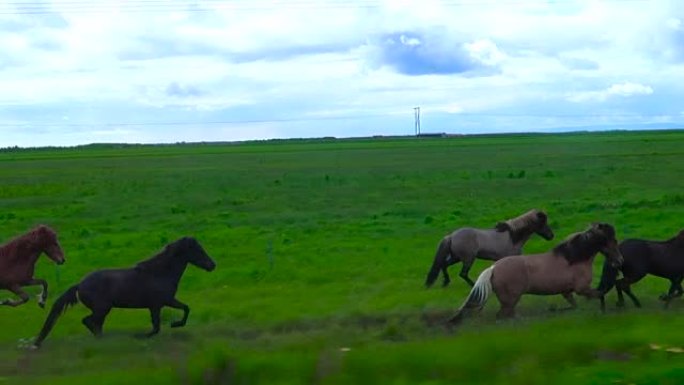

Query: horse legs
0;285;30;307
617;280;641;308
166;298;190;328
661;277;684;308
441;265;451;288
614;278;626;308
552;292;578;312
458;255;476;287
24;278;48;308
496;304;516;320
673;278;684;297
495;294;519;320
142;307;161;338
82;306;111;337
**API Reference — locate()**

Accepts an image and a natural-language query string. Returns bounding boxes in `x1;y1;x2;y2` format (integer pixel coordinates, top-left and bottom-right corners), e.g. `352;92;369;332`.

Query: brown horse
425;209;554;288
0;225;65;308
448;223;622;324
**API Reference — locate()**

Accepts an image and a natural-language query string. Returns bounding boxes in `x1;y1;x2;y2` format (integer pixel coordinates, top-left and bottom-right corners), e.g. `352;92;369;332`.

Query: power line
0;112;406;128
0;111;678;129
0;0;655;15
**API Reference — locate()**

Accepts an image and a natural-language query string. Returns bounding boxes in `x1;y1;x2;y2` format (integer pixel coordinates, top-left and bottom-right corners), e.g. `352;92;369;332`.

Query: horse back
620;238;684;278
79;268;177;308
448;228;479;248
471;228;516;260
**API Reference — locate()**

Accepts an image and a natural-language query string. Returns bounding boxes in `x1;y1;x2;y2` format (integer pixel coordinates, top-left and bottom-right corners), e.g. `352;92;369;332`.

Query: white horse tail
447;265;494;326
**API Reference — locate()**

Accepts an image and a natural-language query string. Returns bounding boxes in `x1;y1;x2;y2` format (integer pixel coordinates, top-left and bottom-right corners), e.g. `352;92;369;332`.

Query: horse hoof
170;321;185;328
659;294;670;301
38;302;45;309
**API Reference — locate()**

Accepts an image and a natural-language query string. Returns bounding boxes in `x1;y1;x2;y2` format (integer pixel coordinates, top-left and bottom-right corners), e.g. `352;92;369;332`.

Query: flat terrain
0;130;683;384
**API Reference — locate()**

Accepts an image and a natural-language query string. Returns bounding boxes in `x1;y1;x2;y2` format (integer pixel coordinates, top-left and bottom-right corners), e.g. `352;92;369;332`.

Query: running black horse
597;230;684;311
32;237;216;348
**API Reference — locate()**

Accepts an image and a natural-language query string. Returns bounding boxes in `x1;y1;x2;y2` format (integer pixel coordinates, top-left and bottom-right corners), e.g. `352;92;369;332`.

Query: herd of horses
0;209;682;348
0;226;216;348
424;210;683;324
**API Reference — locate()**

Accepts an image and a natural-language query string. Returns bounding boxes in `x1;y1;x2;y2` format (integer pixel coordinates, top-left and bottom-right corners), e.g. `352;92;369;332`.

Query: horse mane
135;238;195;272
0;225;56;264
495;209;543;233
553;226;610;264
1;225;55;250
135;242;179;272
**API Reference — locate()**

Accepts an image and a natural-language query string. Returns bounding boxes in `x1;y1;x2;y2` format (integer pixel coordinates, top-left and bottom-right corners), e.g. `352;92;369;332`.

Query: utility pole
414;106;421;136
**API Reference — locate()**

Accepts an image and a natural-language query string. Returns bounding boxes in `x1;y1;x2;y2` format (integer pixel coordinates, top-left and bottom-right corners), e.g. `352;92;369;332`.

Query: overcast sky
0;0;683;147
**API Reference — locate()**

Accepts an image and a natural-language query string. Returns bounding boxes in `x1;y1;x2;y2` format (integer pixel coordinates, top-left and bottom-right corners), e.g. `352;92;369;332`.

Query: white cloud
606;82;654;97
0;0;683;146
567;82;654;103
464;39;506;66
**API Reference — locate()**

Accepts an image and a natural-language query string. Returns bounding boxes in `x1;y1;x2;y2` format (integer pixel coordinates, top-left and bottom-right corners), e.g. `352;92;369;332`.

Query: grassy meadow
0;130;683;384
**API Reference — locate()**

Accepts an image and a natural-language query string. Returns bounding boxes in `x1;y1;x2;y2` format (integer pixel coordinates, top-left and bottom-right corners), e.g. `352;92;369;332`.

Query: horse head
531;211;554;240
34;225;65;265
495;209;554;241
178;237;216;272
589;223;623;268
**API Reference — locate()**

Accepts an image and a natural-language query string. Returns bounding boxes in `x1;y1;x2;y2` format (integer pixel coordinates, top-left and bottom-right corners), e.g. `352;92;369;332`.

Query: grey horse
425;209;554;287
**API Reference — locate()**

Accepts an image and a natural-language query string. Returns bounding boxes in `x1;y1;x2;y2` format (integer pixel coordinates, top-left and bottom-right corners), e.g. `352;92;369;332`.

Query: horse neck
666;237;684;250
579;252;598;267
510;227;534;249
163;260;189;285
569;236;602;264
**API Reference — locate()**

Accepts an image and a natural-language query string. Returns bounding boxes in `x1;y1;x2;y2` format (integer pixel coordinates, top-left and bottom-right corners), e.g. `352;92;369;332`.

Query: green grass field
1;130;683;384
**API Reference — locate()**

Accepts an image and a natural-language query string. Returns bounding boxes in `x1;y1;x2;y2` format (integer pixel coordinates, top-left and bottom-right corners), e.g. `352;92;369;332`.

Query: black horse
598;230;684;311
32;237;216;348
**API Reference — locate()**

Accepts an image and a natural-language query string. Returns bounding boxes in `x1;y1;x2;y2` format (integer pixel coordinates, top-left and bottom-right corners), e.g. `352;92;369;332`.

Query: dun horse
448;223;623;325
597;229;684;310
425;209;554;288
32;237;216;348
0;225;65;308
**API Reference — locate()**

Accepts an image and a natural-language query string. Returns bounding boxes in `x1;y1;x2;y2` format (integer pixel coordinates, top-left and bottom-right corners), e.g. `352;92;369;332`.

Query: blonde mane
501;209;542;233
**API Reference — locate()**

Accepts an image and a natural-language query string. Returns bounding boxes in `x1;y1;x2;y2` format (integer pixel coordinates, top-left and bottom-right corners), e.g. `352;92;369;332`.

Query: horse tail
425;236;451;287
597;257;619;295
32;285;79;348
447;265;494;326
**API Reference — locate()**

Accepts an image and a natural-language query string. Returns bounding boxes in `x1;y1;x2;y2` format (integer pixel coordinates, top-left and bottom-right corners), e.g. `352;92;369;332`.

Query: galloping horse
32;237;216;348
425;209;554;288
448;223;623;324
597;229;684;310
0;225;65;308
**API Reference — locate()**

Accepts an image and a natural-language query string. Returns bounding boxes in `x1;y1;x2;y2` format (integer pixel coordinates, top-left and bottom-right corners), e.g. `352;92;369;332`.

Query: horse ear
495;222;510;232
536;212;547;222
36;225;53;237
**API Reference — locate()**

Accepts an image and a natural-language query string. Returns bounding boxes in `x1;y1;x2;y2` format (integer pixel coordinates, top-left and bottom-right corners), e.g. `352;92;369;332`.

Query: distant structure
414;106;421;136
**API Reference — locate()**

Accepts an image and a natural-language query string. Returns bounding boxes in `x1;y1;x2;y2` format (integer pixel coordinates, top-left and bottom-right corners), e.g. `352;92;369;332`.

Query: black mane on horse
135;239;183;272
553;231;598;265
553;226;614;264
